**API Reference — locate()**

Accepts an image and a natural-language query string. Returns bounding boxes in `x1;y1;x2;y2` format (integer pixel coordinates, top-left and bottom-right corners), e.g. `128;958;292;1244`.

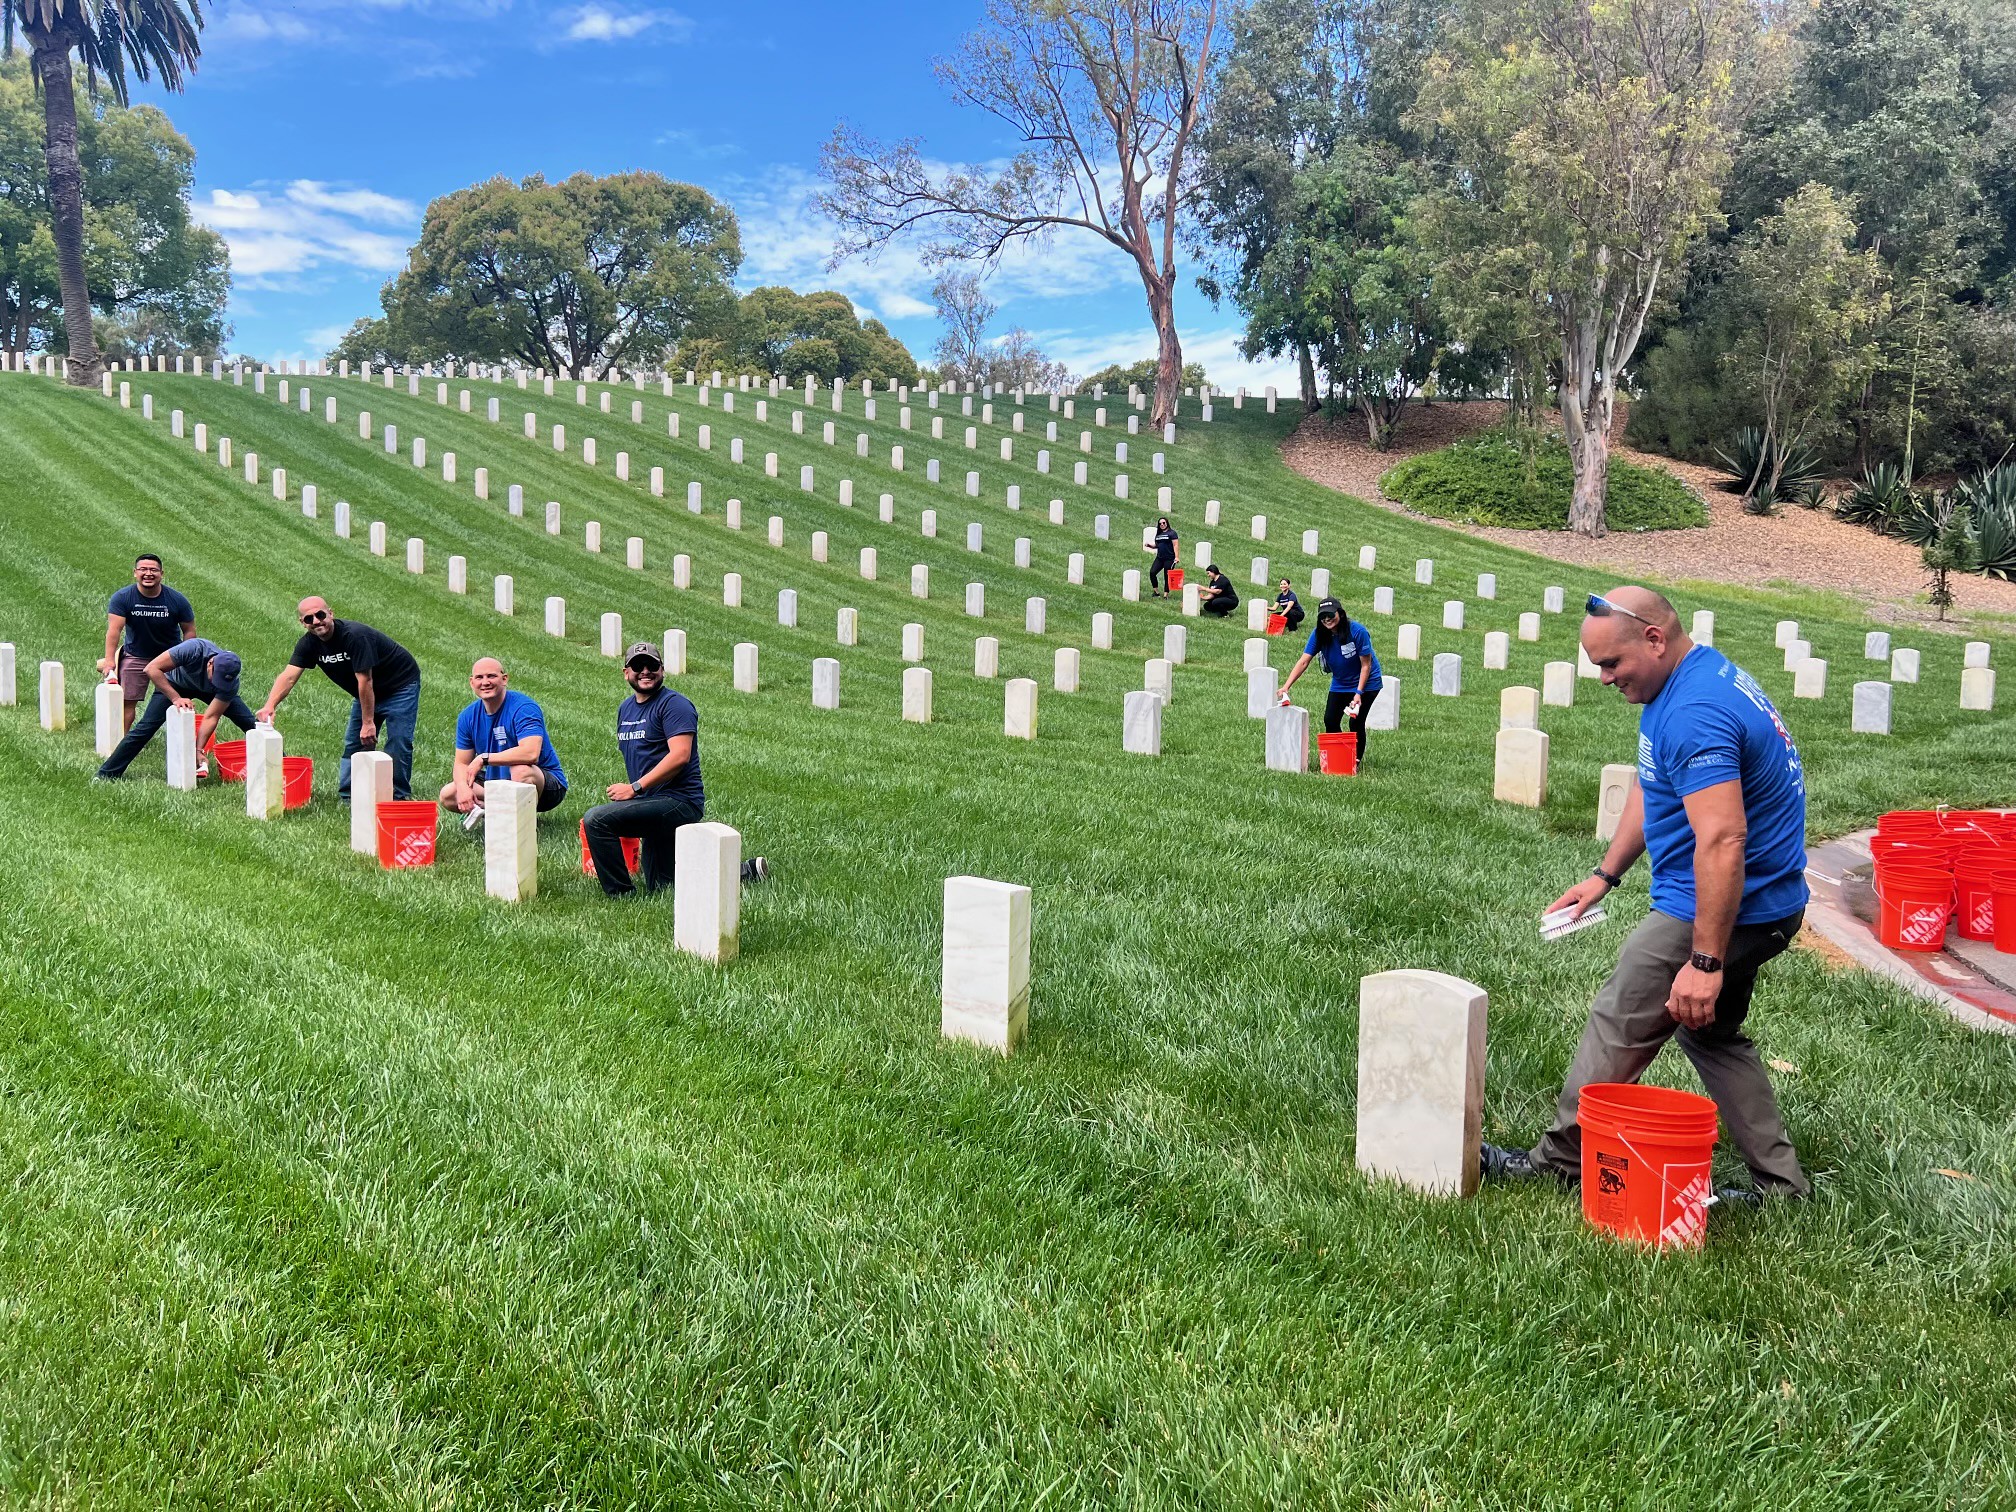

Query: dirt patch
1282;400;2016;625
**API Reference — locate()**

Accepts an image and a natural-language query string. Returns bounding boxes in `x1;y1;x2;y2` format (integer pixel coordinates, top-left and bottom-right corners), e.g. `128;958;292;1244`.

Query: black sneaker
1480;1143;1542;1182
1710;1185;1764;1211
741;856;769;884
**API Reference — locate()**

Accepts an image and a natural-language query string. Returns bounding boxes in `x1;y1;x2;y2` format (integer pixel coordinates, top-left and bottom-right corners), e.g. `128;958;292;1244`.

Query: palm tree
4;0;202;385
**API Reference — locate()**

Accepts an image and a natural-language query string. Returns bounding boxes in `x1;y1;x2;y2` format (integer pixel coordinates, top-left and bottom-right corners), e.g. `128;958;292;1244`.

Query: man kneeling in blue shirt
581;642;768;899
1483;586;1812;1205
440;658;568;825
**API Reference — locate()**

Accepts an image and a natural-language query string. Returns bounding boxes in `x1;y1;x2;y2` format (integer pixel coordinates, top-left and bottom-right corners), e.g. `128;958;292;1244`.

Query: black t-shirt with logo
288;619;420;698
108;583;193;660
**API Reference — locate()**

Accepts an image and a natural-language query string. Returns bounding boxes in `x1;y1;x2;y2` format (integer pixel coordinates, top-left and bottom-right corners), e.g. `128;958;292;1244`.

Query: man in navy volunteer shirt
1483;586;1812;1203
1276;597;1383;761
257;596;423;801
580;642;766;899
99;553;194;732
439;657;568;821
95;637;259;780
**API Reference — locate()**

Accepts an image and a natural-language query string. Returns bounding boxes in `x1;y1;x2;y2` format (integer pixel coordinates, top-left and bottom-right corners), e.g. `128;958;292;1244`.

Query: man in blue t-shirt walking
580;642;767;899
440;657;568;823
1483;586;1812;1203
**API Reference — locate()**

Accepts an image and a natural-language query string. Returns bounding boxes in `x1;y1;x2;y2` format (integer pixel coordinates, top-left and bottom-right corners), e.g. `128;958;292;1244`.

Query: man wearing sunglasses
1482;585;1811;1206
580;642;767;898
257;597;424;802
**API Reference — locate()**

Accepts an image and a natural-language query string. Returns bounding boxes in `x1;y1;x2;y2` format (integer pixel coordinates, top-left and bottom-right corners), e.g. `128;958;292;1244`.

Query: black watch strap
1592;865;1623;888
1690;950;1724;973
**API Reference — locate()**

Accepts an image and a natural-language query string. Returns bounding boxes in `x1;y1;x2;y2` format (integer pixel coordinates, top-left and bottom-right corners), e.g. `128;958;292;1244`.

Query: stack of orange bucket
1870;808;2016;953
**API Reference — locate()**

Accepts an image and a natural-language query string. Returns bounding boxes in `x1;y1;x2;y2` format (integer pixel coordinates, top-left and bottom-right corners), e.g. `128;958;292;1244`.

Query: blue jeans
339;676;421;800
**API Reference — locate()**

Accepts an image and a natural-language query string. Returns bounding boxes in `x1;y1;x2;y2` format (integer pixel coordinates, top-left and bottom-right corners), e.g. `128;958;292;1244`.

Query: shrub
1380;429;1707;531
1835;463;1912;530
1713;426;1825;509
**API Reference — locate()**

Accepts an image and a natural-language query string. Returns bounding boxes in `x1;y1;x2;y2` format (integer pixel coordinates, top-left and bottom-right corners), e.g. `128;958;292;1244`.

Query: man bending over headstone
257;597;424;801
95;638;258;781
580;642;767;898
1481;586;1811;1207
439;658;568;826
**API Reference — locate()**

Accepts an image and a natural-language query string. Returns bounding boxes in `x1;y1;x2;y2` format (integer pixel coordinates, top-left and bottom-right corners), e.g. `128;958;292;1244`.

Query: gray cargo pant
1530;908;1810;1195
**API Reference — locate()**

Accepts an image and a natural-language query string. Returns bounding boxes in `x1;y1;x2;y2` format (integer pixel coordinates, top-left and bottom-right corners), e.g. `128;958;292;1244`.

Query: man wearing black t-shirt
256;596;424;800
580;641;766;898
98;553;195;732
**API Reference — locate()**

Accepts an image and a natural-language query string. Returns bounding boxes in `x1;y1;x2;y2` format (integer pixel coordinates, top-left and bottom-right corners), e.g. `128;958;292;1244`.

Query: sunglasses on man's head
1586;593;1653;626
301;609;330;624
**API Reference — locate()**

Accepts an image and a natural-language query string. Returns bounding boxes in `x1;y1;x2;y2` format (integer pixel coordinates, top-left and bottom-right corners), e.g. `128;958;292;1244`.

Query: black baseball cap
1316;597;1344;620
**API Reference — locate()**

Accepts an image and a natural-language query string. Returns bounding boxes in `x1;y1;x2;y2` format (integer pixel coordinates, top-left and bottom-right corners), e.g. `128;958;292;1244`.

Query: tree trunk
1147;277;1182;429
33;39;101;388
1566;417;1609;536
1298;342;1320;414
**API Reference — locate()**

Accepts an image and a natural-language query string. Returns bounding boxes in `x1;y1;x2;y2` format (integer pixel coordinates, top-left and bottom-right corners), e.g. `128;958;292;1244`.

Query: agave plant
1972;498;2016;581
1954;463;2016;518
1836;462;1912;529
1713;427;1826;508
1889;489;1948;547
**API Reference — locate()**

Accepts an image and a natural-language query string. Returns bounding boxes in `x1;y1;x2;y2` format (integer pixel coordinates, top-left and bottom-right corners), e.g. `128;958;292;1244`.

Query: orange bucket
282;756;313;810
1878;809;1940;835
578;820;642;877
1580;1083;1719;1249
1873;864;1953;951
1992;870;2016;954
375;800;438;868
1956;849;2016;941
1266;613;1288;636
1317;731;1358;776
1167;567;1185;592
211;739;247;782
1871;837;1958;871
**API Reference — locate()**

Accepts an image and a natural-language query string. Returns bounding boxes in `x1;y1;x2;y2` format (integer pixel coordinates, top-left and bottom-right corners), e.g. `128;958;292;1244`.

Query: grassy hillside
0;369;2012;1506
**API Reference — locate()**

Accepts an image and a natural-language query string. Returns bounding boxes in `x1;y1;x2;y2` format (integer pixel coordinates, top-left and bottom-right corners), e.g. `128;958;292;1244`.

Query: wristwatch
1689;950;1724;973
1591;865;1623;888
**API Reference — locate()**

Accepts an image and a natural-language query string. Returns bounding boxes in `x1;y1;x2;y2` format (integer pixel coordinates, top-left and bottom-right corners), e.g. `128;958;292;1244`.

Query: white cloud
196;180;419;284
722;163;1139;325
560;4;684;42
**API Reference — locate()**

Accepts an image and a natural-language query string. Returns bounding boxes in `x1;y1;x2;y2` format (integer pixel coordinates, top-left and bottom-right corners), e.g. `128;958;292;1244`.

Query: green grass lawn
0;368;2013;1506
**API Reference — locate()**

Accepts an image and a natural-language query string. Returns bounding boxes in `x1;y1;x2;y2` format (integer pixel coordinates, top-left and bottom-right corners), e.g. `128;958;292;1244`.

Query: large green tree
1416;0;1748;535
374;172;741;379
0;52;226;357
1191;0;1466;439
673;285;919;385
4;0;202;385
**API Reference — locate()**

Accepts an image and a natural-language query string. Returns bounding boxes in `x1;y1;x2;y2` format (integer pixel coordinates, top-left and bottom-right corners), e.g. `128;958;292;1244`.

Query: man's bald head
471;657;505;678
1580;586;1693;705
297;595;329;618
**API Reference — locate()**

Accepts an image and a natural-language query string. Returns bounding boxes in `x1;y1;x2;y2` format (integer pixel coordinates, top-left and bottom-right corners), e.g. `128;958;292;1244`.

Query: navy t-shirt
161;637;231;702
1305;620;1383;693
455;689;566;788
1152;526;1178;561
1636;645;1809;925
108;583;192;660
617;687;704;806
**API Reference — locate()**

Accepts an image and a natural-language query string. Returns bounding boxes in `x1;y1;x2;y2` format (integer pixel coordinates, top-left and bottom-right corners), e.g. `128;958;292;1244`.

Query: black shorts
537;780;568;814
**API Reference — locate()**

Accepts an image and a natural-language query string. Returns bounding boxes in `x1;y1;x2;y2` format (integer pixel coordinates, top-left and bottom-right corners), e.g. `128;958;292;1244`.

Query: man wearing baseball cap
95;636;261;781
580;642;768;898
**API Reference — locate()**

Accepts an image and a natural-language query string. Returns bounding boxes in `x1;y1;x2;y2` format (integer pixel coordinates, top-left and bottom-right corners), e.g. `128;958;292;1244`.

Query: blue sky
128;0;1294;389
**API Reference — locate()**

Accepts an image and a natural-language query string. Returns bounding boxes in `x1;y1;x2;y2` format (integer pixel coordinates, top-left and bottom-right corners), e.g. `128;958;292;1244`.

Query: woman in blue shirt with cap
1277;597;1383;761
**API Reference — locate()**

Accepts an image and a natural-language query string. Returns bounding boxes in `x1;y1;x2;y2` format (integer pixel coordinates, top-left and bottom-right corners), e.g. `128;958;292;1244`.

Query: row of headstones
1770;619;1997;716
942;902;1487;1207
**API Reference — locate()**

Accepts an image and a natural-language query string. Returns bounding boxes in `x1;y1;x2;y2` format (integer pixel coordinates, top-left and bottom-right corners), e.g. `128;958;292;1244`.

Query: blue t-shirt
617;687;704;806
1636;645;1809;925
455;690;567;789
108;583;193;660
161;637;231;702
1304;620;1383;694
